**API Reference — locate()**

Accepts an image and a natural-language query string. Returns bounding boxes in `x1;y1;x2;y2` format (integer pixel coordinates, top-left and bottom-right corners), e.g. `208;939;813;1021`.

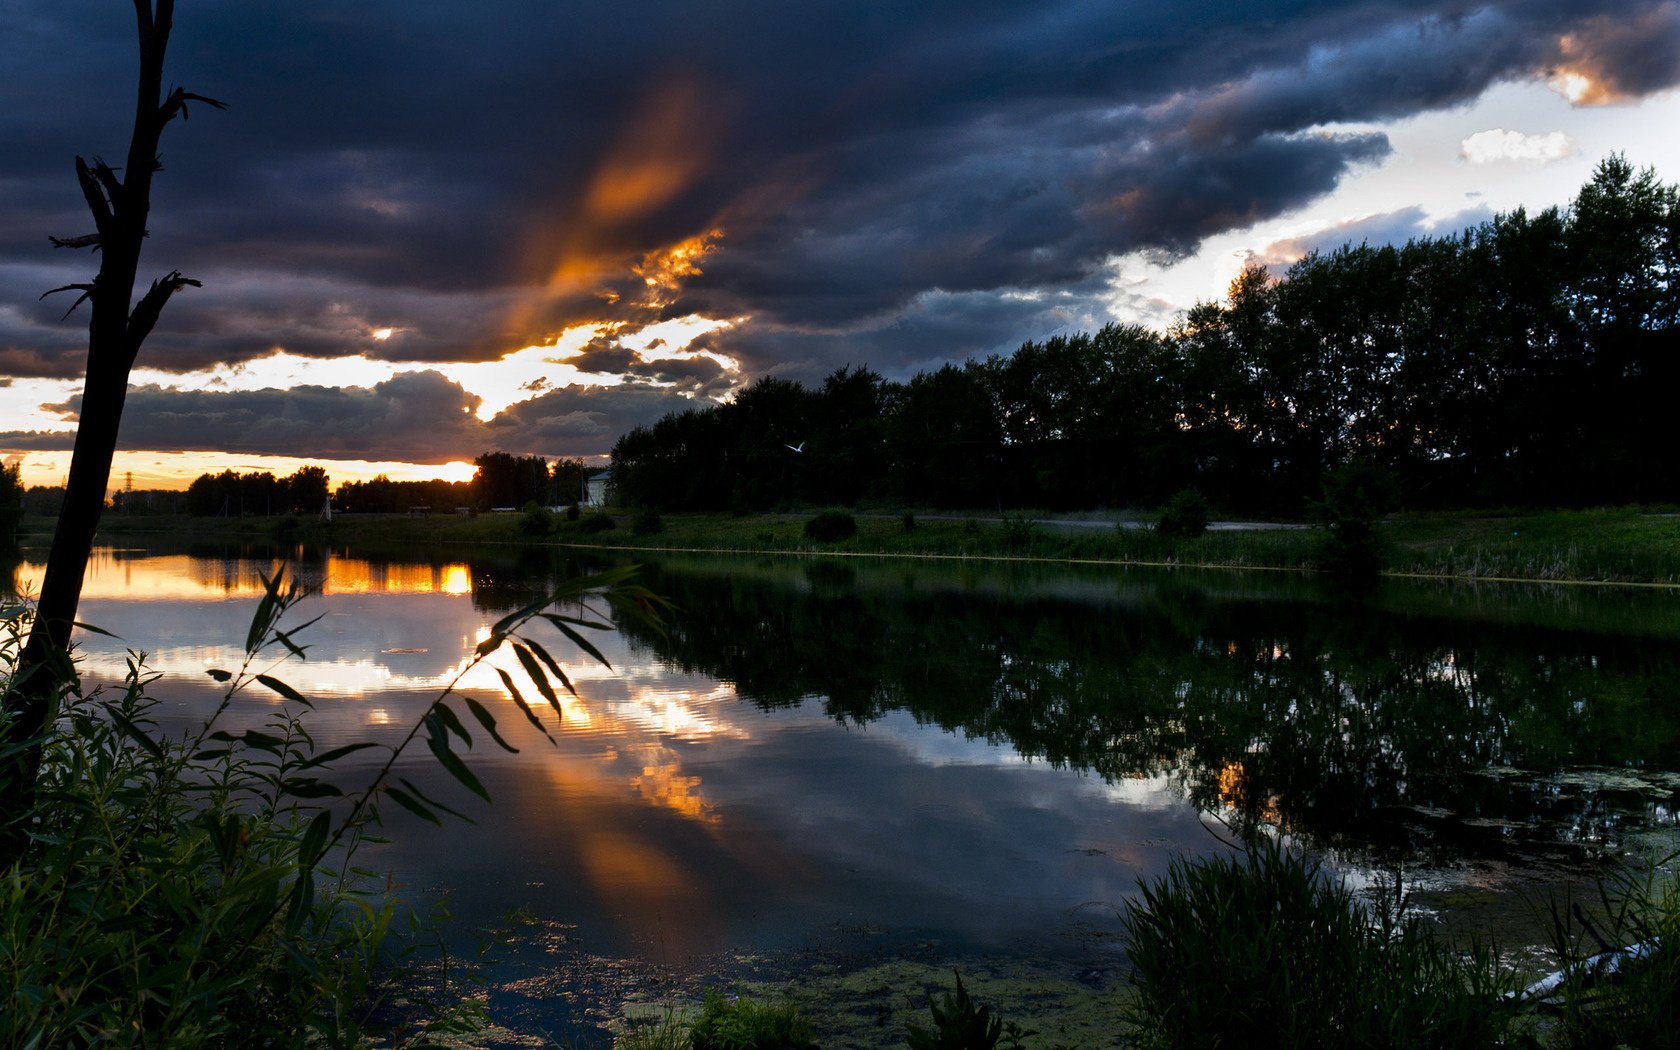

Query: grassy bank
24;504;1680;586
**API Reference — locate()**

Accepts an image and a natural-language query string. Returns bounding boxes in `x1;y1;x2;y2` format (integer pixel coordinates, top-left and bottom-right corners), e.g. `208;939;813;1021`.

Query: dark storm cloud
3;0;1677;423
0;370;708;462
11;371;486;462
485;384;706;456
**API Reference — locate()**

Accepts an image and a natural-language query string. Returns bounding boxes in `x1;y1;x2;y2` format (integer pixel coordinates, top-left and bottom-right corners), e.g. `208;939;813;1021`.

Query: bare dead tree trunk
2;0;221;831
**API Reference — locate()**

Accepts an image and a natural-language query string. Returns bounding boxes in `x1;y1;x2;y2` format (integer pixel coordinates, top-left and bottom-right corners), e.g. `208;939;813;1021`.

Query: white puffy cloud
1460;129;1578;164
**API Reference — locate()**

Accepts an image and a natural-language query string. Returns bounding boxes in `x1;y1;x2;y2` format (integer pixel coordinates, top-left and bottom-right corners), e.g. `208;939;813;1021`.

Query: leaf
240;730;287;753
246;570;284;655
280;778;342;799
517;637;576;694
383;785;441;826
205;668;233;682
512;642;562;709
492;594;554;637
429;702;473;749
427;734;491;802
397;777;473;823
72;621;119;638
494;668;554;739
298;741;380;770
297;811;330;869
255;674;311;707
463;696;519;753
542;616;613;670
107;707;163;759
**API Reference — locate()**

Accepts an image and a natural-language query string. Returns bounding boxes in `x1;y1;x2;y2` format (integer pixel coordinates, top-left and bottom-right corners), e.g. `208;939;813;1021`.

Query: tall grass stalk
1120;836;1516;1048
0;566;662;1046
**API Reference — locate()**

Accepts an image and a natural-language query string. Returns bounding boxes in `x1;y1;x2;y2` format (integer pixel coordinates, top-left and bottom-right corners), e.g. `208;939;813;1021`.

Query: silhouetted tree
0;463;22;550
5;1;224;817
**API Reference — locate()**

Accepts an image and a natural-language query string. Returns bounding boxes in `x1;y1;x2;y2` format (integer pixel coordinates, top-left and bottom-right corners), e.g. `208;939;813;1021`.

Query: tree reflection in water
572;554;1680;866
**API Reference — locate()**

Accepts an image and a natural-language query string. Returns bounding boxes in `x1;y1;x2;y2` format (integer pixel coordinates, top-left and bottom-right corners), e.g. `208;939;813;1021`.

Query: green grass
1121;837;1517;1048
27;503;1680;585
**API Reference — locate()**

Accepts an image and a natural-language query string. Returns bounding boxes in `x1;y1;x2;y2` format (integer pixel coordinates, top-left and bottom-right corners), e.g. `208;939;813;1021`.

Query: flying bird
785;441;805;453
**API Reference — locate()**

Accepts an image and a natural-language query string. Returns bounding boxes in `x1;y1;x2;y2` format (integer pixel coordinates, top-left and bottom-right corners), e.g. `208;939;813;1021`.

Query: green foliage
633;508;665;536
906;972;1018;1050
0;563;665;1046
1541;855;1680;1048
689;989;815;1050
565;503;582;521
580;512;618;533
616;1007;693;1049
0;461;21;548
520;500;555;536
1120;837;1515;1048
1000;512;1036;551
1155;488;1210;538
611;160;1680;515
901;512;917;532
473;451;553;510
1311;462;1394;577
804;510;857;542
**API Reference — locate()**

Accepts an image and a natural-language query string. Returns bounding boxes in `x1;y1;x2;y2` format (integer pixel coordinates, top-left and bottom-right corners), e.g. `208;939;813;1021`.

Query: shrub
580;512;617;533
0;566;662;1046
906;972;1016;1050
1001;512;1036;551
803;510;856;542
901;512;917;533
519;500;553;536
689;989;815;1050
1156;489;1210;539
1311;463;1394;577
1542;855;1680;1048
1120;837;1514;1048
632;509;664;536
564;503;581;522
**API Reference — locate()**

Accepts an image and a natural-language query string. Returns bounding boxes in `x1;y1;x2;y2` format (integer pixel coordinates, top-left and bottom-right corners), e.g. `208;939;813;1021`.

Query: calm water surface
11;543;1680;1033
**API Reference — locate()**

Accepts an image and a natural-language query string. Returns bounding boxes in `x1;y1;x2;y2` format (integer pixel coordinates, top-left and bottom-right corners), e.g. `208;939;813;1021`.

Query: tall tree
4;2;223;815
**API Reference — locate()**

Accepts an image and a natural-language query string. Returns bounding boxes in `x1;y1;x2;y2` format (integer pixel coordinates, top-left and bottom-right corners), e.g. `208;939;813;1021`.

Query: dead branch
125;270;201;352
48;233;103;250
159;86;227;124
40;281;98;319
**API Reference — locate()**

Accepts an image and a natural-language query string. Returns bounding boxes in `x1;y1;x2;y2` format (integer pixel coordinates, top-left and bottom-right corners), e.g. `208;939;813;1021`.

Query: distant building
585;469;612;507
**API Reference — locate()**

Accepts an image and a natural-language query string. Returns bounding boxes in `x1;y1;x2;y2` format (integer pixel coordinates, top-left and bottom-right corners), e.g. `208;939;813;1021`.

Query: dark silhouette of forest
611;158;1678;515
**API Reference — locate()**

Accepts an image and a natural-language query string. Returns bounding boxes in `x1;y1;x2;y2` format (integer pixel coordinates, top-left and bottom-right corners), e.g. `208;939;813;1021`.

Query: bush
519;500;554;536
1311;463;1394;577
901;512;917;532
803;510;856;542
632;509;664;536
1156;489;1210;538
689;989;815;1050
564;503;581;522
1543;856;1680;1048
580;512;617;533
0;585;482;1045
1001;512;1036;551
906;972;1015;1050
1121;837;1514;1048
0;567;661;1046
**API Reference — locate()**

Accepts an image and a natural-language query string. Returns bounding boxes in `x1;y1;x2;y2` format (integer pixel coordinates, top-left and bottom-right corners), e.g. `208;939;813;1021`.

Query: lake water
9;542;1680;1041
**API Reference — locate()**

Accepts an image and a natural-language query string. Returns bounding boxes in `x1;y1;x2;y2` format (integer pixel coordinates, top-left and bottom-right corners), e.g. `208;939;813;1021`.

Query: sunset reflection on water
12;547;1155;963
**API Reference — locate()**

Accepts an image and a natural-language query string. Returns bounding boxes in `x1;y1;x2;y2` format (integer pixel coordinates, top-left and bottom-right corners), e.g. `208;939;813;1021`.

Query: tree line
612;157;1679;514
7;453;598;518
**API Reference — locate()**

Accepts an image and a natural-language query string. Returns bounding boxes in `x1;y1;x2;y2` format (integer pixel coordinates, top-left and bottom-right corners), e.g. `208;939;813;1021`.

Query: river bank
31;504;1680;587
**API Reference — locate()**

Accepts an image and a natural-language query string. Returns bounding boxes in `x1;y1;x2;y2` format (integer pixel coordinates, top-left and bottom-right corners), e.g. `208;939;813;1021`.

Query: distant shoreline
23;504;1680;588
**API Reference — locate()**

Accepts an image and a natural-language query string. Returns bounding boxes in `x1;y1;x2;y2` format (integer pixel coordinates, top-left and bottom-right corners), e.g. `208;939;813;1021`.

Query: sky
1;0;1677;489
